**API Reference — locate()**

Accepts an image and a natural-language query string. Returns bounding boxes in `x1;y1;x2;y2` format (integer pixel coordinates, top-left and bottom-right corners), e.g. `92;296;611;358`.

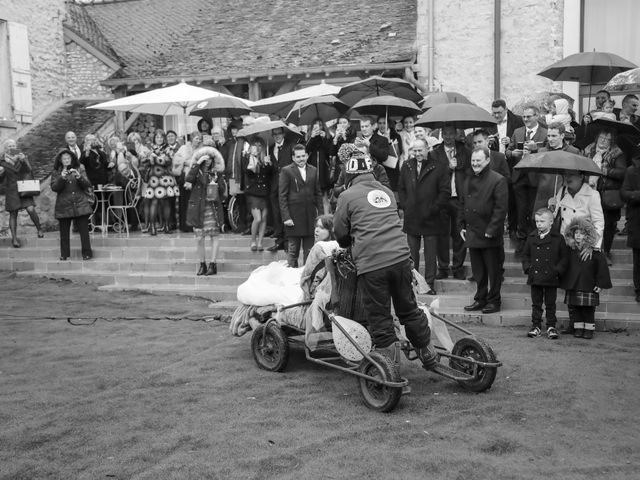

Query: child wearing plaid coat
560;217;612;339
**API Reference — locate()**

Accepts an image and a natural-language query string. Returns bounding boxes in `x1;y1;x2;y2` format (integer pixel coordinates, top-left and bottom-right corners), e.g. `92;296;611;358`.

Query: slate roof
80;0;417;81
64;2;121;64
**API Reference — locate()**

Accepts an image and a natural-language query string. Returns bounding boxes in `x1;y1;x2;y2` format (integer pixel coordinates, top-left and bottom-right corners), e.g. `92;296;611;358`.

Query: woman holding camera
51;149;93;260
306;118;333;214
0;139;44;248
243;138;273;251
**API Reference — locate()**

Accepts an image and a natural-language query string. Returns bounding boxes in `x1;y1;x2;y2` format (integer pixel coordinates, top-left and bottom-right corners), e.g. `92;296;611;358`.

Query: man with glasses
507;105;548;255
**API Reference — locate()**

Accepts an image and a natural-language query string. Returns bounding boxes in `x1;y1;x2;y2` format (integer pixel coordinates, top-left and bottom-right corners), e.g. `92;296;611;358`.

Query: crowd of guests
2;89;640;335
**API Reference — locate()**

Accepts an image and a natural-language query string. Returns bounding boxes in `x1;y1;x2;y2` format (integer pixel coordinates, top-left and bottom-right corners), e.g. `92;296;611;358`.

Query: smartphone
516;142;524;150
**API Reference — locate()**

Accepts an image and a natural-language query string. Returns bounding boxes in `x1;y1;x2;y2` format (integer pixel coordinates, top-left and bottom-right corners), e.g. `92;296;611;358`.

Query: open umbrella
189;94;253;118
251;82;340;117
538;51;637;111
421;91;473;110
237;119;301;138
285;95;349;125
415;103;497;129
604;67;640;92
337;76;423;106
514;150;603;176
591;118;640;137
349;95;422;118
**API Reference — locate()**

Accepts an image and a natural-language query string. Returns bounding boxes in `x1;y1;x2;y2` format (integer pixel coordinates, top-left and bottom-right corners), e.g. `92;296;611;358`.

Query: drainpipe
494;0;501;100
428;0;435;92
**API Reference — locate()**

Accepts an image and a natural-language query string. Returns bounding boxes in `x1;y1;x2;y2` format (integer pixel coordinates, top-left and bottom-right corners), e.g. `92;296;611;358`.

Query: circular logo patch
196;101;208;109
367;189;391;209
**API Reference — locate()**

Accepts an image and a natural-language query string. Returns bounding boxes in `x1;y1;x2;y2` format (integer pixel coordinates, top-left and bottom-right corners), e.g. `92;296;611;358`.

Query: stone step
98;282;239;301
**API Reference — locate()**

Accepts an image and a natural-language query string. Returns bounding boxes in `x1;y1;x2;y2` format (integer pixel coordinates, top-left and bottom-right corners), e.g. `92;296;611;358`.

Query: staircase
1;232;638;331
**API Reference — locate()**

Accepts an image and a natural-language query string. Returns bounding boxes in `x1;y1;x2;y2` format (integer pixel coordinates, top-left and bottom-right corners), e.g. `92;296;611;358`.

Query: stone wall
65;41;115;98
416;0;564;110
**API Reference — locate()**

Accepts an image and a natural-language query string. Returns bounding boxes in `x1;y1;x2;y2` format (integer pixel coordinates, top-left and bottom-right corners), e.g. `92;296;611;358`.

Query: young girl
560;217;612;339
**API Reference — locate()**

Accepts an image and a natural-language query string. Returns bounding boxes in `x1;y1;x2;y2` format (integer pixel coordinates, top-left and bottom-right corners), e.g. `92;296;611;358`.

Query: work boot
416;342;438;370
375;341;402;369
206;262;217;275
196;262;207;276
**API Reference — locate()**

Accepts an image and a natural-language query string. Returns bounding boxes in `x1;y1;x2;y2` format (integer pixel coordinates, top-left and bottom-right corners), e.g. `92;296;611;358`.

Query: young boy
522;208;569;339
560;216;612;339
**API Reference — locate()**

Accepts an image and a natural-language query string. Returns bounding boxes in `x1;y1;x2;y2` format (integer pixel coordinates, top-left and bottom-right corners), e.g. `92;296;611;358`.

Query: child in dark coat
522;208;569;339
560;216;612;339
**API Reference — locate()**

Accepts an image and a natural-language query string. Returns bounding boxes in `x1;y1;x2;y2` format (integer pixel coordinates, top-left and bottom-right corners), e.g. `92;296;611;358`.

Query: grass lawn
1;272;639;479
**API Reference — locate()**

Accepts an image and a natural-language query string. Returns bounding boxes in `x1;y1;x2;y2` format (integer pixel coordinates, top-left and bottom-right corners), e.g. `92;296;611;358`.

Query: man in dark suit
618;94;640;128
506;105;548;254
430;125;471;280
398;138;451;294
279;144;323;267
472;129;510;180
266;127;295;252
355;117;389;169
458;146;509;314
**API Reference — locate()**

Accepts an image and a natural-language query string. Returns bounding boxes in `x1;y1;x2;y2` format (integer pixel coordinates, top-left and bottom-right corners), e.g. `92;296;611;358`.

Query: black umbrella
337;76;423;106
514;150;603;176
415;103;497;129
349;96;422;118
421;91;474;110
285;95;349;125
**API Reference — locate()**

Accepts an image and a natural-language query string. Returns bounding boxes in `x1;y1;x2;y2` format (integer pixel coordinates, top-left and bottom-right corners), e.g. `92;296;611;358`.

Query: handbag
17;179;41;197
206;182;219;202
601;189;623;210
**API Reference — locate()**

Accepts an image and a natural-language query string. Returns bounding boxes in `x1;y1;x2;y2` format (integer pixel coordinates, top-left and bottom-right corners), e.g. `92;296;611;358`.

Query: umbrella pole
182;105;189;144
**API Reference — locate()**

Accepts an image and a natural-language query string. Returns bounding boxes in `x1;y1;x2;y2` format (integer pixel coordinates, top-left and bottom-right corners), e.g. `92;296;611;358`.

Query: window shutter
7;22;33;124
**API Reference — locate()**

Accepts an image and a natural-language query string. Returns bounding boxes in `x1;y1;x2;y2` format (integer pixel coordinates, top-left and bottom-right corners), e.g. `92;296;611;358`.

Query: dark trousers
358;259;431;349
602;207;621;253
287;235;314;267
59;215;92;258
513;179;537;244
178;184;192;232
437;198;466;274
269;191;284;242
507;182;517;234
531;285;558;327
407;234;438;286
634;249;640;295
568;305;596;326
469;246;503;305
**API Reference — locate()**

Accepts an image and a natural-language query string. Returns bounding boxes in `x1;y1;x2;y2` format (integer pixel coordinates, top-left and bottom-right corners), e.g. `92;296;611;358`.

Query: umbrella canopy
337;76;423;106
421;91;473;110
349;95;422;118
285;95;349;125
511;91;575;115
87;81;222;116
415;103;497;129
604;67;640;92
237;119;301;138
189;94;253;118
538;51;637;84
251;82;340;117
514;150;603;176
591;118;640;137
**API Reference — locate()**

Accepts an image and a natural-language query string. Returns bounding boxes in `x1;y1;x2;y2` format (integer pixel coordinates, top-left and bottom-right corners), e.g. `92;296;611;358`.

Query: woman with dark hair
143;129;178;235
197;118;212;136
306;118;333;213
50;149;93;260
314;214;335;242
243;138;272;251
0;139;44;247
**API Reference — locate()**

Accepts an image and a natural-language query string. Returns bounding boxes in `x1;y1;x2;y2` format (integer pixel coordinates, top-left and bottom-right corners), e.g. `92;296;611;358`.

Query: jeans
287;236;314;267
531;285;557;327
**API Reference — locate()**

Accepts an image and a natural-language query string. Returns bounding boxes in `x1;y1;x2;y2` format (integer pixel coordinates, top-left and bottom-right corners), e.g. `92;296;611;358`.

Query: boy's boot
583;322;595;339
573;322;585;338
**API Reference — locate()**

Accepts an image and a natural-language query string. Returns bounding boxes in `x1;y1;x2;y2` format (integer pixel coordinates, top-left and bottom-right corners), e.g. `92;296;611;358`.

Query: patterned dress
143;143;180;200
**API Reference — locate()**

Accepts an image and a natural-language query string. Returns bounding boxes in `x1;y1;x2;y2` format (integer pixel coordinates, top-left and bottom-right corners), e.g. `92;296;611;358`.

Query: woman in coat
0;139;44;247
242;138;273;251
185;142;226;276
582;129;627;264
306;118;333;213
50;149;93;260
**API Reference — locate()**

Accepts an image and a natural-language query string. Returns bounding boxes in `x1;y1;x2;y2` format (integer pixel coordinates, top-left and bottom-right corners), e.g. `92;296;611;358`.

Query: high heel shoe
206;262;217;275
37;230;44;238
150;224;157;236
196;262;207;276
11;238;21;248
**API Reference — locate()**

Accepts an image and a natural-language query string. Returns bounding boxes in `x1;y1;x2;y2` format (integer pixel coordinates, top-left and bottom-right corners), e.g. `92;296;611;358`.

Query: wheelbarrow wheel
357;352;402;412
251;324;289;372
449;336;498;392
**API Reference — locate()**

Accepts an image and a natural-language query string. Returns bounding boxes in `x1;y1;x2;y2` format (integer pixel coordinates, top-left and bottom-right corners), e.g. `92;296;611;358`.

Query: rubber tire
251;324;289;372
227;195;241;233
357;351;402;412
449;336;498;392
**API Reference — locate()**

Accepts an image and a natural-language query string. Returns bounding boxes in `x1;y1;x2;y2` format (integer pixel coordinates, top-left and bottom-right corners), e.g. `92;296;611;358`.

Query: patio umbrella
415;103;497;129
538;51;637;111
514;150;603;176
421;91;473;110
285;95;349;125
349;96;422;118
237;119;301;138
189;94;253;118
337;76;423;106
251;82;340;117
604;67;640;92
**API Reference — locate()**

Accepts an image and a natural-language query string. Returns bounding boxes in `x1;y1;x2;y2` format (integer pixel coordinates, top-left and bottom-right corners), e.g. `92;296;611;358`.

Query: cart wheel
251;324;289;372
449;336;498;393
227;195;241;233
357;352;402;412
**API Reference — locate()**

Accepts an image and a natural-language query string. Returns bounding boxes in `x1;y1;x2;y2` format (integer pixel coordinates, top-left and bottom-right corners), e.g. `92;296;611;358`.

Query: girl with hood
560;217;612;339
545;98;573;130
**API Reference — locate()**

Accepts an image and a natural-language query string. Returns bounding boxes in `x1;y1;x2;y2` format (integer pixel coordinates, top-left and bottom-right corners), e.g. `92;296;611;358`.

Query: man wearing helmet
333;150;437;369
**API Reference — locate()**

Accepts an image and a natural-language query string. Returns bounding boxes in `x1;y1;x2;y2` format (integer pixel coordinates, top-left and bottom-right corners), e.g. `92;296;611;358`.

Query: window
0;20;33;124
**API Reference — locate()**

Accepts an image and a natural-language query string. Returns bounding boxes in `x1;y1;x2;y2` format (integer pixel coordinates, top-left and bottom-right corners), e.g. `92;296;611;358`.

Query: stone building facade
64;41;114;98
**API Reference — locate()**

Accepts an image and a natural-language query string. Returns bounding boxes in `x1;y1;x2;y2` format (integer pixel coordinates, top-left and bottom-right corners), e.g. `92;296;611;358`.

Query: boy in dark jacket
522;208;569;339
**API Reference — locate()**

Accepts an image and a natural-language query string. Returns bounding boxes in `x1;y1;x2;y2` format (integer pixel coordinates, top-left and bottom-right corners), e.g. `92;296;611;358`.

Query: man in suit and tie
507;105;548;255
64;131;83;160
279;144;323;267
429;125;471;280
267;127;295;252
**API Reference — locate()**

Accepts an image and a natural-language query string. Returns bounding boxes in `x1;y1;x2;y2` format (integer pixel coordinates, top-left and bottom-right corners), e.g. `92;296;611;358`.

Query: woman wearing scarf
0;139;44;247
